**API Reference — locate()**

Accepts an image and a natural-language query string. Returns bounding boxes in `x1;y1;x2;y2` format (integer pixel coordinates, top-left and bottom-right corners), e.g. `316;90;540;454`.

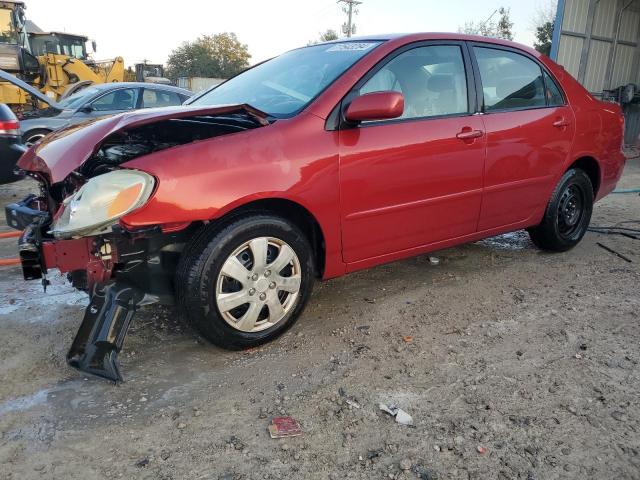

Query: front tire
528;168;594;252
176;215;314;350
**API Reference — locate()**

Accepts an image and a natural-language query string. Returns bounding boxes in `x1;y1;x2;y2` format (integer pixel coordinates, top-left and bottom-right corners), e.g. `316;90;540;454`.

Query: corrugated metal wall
176;77;225;93
552;0;640;144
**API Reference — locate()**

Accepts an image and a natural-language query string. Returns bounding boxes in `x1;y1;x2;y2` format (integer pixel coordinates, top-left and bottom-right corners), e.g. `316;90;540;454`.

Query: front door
76;87;139;120
339;43;486;264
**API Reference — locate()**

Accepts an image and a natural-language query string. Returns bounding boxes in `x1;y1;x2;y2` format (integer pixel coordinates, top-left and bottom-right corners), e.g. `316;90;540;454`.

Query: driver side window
359;45;469;120
90;88;137;112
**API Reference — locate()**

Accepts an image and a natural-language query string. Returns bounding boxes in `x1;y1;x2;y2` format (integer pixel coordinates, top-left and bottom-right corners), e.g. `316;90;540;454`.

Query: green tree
532;1;557;56
459;7;514;40
308;29;339;45
166;32;251;81
496;7;514;41
534;20;554;56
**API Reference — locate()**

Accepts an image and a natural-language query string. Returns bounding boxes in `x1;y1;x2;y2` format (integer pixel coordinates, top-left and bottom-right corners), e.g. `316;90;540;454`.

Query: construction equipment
0;1;124;113
132;62;171;85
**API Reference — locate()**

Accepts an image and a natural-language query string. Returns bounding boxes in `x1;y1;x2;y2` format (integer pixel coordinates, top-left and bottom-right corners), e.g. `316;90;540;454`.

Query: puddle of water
0;388;50;417
476;231;532;251
0;272;87;318
0;304;20;315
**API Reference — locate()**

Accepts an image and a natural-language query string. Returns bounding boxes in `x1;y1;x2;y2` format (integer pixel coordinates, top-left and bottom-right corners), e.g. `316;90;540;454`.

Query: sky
24;0;555;67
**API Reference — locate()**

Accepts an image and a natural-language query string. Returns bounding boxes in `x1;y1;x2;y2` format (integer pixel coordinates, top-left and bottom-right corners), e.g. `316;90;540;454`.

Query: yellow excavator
0;0;124;113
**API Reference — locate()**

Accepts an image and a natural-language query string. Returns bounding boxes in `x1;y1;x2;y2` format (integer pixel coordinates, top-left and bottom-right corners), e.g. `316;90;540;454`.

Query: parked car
0;103;26;184
5;33;625;382
19;82;192;145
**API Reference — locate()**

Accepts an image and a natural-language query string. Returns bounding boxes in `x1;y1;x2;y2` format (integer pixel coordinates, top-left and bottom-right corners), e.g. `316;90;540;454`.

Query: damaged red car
6;34;625;382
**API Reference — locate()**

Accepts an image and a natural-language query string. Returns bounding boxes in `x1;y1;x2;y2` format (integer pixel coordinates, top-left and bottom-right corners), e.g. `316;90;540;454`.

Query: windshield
30;35;87;59
56;86;101;109
0;8;17;43
190;41;381;118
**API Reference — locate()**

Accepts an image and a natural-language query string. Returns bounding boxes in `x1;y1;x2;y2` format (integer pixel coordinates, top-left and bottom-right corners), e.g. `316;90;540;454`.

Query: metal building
551;0;640;144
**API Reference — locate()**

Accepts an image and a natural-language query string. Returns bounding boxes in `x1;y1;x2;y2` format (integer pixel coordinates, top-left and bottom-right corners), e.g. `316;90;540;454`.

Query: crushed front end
5;189;191;382
5;104;269;382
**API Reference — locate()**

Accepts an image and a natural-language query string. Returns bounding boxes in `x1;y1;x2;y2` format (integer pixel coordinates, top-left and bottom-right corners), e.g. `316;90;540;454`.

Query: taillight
0;120;19;136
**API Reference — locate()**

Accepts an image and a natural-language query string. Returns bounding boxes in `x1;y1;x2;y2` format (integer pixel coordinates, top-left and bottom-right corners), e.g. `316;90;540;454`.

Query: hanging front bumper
67;281;151;383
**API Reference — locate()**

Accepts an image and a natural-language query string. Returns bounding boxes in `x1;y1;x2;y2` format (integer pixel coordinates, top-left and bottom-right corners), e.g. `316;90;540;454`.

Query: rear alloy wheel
176;215;314;349
23;129;51;147
528;168;594;252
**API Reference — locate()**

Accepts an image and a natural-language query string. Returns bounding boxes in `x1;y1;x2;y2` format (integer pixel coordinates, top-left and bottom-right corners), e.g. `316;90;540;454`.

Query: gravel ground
0;161;638;480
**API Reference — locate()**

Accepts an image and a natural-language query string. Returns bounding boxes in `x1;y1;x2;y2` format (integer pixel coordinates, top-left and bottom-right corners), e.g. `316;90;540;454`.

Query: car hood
17;104;270;184
0;68;60;108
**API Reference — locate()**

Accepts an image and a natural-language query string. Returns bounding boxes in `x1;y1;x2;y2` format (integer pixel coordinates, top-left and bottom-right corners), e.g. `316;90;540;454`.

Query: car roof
87;82;191;96
317;32;539;57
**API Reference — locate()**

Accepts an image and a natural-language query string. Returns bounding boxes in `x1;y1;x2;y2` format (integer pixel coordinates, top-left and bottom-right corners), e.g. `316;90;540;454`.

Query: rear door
338;42;486;264
470;45;575;231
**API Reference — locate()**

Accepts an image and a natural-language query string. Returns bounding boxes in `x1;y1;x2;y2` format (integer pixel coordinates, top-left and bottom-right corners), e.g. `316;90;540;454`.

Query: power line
481;9;498;27
338;0;362;38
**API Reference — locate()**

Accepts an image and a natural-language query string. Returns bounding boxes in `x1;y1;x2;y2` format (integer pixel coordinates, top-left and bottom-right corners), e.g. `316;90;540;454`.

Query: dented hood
17;104;269;184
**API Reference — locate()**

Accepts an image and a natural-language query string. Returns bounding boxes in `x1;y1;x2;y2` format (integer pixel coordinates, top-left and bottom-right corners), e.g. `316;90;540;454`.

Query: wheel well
24;128;51;135
23;128;51;143
216;198;326;278
568;157;600;196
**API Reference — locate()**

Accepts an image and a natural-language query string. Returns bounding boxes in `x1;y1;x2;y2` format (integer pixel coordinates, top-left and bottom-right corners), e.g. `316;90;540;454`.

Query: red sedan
6;33;625;381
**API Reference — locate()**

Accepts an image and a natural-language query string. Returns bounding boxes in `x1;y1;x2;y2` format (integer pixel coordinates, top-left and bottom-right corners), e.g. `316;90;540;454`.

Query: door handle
456;129;483;140
553;118;570;128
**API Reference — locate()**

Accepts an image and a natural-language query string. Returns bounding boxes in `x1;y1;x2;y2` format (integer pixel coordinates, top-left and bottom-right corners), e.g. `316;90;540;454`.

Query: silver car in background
19;82;192;145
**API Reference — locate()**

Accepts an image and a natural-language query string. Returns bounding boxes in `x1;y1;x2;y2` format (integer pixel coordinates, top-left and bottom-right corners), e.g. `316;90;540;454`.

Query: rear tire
23;129;51;147
528;168;594;252
176;215;314;350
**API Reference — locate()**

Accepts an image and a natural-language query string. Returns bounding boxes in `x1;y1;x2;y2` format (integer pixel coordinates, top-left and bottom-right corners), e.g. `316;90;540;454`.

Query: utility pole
338;0;362;38
479;9;498;31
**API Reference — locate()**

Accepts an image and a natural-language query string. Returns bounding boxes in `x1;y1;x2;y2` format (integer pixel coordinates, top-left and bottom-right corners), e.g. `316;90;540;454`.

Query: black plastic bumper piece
67;281;148;383
0;138;26;185
5;194;49;231
18;222;46;281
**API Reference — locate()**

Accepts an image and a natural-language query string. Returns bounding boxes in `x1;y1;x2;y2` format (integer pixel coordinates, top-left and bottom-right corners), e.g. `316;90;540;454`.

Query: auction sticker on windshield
326;42;377;52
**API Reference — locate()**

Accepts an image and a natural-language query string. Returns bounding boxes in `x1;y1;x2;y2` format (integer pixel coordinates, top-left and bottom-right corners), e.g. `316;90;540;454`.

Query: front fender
121;113;345;279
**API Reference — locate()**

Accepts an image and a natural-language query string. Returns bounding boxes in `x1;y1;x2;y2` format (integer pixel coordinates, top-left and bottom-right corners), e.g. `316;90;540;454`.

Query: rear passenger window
360;45;469;120
474;47;545;111
544;71;564;106
142;89;182;108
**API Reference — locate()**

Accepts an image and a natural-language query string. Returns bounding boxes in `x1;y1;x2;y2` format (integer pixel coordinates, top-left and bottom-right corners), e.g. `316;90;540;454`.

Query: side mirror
78;105;93;114
345;91;404;123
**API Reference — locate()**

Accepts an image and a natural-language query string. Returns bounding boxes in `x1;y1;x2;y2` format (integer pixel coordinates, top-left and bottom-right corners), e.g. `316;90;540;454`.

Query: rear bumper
0;137;26;184
596;149;627;202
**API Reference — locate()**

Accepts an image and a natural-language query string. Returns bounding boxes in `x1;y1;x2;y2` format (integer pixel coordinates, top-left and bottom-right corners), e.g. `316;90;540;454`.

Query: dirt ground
0;161;639;480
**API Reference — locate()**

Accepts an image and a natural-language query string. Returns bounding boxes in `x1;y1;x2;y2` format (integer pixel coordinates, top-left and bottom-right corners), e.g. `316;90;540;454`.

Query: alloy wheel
25;133;47;147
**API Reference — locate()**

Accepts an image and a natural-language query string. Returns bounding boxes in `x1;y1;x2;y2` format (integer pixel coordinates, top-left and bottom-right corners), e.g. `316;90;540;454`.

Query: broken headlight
50;170;155;239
